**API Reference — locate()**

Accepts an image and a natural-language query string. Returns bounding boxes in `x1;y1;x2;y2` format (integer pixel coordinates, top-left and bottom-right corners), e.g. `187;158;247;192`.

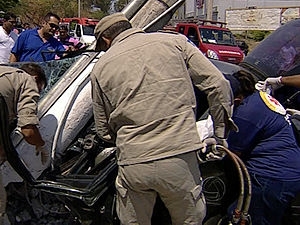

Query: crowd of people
0;10;300;225
0;12;84;64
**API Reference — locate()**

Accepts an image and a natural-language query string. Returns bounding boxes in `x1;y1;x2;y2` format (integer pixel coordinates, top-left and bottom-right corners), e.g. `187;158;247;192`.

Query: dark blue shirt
228;91;300;181
11;28;65;62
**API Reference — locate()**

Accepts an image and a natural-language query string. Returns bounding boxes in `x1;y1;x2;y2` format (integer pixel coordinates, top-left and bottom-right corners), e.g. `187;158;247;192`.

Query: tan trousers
115;151;206;225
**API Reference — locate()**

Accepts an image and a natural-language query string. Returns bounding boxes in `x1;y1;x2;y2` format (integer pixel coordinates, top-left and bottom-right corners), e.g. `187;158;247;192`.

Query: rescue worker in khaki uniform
91;13;237;225
0;63;49;225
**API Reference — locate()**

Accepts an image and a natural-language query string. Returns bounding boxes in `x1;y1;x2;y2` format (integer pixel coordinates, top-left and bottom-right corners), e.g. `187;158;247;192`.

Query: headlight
206;50;219;60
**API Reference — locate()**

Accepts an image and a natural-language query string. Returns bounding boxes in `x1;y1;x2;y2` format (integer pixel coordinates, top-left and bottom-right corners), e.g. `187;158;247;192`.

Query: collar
111;28;144;47
0;26;8;35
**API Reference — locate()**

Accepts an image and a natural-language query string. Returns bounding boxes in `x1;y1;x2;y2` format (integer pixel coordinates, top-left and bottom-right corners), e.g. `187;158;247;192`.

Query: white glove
255;76;283;94
197;137;226;163
35;144;49;165
286;108;300;116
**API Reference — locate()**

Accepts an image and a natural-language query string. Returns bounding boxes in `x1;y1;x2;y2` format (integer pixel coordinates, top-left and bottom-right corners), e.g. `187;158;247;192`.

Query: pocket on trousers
115;174;127;198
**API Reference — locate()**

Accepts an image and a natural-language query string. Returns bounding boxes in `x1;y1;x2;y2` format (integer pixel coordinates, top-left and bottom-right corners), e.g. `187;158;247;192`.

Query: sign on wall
225;7;300;31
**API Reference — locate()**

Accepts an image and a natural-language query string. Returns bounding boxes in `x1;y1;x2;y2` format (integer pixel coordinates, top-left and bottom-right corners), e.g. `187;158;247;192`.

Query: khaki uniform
0;66;40;225
0;66;40;128
91;28;234;224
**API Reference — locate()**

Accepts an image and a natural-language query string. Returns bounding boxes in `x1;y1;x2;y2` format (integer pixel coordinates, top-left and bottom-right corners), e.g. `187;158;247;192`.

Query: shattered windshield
0;56;81;98
200;28;237;46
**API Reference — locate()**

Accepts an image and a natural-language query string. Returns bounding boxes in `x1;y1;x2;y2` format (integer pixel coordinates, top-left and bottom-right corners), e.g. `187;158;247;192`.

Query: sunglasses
48;22;59;30
8;20;16;24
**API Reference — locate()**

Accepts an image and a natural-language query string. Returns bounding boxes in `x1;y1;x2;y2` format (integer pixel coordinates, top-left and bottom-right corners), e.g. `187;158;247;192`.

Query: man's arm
21;124;48;165
281;75;300;88
184;39;237;138
9;53;18;62
256;75;300;93
21;124;45;146
90;72;115;143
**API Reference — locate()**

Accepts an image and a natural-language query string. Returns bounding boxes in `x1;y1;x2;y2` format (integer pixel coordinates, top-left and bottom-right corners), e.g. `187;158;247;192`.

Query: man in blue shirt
226;70;300;225
9;12;65;62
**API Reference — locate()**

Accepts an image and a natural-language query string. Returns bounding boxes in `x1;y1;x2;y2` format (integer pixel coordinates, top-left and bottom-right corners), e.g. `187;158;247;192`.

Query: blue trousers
229;173;300;225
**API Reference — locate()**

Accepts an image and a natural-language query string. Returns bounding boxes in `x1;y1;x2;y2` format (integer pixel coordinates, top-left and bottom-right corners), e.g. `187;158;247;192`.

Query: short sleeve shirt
0;26;15;63
11;28;65;62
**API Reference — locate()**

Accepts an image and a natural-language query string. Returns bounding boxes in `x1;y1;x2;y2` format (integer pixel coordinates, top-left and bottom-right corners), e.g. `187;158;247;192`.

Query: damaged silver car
1;1;300;224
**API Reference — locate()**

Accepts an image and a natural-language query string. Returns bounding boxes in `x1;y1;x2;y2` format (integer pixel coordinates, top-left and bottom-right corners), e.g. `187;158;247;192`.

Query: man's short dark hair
44;12;60;22
3;12;16;21
230;70;256;98
20;63;47;87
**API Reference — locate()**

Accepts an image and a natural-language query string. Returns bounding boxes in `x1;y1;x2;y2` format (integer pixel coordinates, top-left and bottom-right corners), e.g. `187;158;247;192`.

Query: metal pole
78;0;81;18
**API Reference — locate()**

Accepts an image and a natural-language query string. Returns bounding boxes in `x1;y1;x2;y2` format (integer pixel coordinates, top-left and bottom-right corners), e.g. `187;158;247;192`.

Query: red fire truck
166;19;245;64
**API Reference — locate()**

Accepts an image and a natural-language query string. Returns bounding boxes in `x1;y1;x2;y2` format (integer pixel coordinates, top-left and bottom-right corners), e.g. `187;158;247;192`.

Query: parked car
165;19;245;64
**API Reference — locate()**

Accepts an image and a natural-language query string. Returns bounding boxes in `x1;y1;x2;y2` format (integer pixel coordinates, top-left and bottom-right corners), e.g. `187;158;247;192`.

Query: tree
0;0;19;12
115;0;128;12
94;0;111;14
11;0;112;26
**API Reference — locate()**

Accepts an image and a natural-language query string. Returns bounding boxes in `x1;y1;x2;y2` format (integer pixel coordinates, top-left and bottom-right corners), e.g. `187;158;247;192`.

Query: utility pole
78;0;81;18
206;0;213;20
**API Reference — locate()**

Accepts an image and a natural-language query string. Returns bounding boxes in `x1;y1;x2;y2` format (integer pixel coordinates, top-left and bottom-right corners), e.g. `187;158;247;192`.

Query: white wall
182;0;300;22
213;0;300;22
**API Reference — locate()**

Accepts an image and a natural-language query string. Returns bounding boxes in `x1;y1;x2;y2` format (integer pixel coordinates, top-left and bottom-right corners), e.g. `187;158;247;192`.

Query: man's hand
35;144;49;165
197;137;227;163
255;76;283;94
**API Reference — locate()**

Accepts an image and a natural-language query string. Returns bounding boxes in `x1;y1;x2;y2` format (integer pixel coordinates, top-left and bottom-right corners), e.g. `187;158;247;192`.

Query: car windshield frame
199;28;237;46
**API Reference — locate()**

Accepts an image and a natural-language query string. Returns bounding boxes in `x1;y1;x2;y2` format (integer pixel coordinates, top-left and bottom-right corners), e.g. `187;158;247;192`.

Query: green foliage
0;0;18;12
247;30;271;42
94;0;111;14
115;0;129;12
90;11;108;20
9;0;111;25
233;30;272;43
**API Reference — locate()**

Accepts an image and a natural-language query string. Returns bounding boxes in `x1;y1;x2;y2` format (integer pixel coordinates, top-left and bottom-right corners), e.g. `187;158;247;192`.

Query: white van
73;23;96;46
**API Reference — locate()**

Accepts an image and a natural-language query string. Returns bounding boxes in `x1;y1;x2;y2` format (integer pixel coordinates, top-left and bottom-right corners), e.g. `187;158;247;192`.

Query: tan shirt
91;28;234;165
0;66;40;128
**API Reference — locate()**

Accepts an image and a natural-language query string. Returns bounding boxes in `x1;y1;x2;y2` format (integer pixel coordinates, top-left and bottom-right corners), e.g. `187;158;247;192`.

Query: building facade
178;0;300;22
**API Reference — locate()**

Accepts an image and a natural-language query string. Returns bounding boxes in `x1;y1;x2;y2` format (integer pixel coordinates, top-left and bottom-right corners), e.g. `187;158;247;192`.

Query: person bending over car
91;13;237;225
0;63;49;225
226;70;300;225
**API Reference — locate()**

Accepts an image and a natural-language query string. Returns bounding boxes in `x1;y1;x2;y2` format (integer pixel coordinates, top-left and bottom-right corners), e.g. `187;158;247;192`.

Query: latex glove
287;108;300;116
197;137;226;163
255;76;283;94
35;144;49;165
